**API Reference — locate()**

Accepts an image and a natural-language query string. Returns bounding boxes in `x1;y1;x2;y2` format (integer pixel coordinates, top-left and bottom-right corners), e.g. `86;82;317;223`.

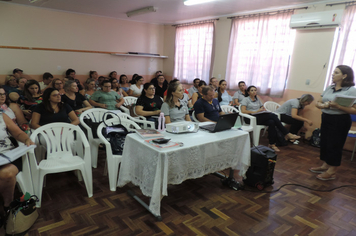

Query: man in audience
153;74;168;98
89;80;124;110
188;78;200;97
193;86;224;122
13;68;23;79
65;68;85;95
39;72;53;91
150;70;163;84
209;77;219;92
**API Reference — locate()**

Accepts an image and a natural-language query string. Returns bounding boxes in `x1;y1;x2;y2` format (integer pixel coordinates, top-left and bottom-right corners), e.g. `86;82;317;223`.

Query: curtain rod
227;7;307;19
172;18;219;27
326;1;356;6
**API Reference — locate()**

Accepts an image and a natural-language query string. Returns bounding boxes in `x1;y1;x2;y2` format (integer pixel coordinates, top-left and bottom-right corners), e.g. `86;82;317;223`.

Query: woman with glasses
3;75;18;94
50;78;65;95
135;83;163;120
128;75;144;97
110;78;128;97
61;80;92;116
30;88;79;129
162;82;191;123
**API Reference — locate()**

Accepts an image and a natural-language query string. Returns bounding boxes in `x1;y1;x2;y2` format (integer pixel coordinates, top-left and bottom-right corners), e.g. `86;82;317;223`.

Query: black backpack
310;128;321;148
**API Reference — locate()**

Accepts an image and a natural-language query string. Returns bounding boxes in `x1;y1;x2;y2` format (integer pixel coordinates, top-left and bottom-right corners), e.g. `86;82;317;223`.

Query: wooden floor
5;134;356;236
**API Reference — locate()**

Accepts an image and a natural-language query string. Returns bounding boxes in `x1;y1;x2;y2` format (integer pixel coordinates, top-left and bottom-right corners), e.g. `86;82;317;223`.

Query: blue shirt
194;98;221;122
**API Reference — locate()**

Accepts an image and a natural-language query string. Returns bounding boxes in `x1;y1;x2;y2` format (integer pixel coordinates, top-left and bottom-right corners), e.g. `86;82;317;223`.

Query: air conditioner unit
290;9;344;29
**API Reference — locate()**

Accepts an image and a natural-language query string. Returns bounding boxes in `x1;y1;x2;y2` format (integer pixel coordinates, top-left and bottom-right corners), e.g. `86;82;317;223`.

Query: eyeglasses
0;93;6;96
148;87;156;90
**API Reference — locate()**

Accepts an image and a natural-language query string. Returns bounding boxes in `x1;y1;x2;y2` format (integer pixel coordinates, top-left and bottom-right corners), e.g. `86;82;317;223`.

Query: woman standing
311;65;356;180
119;74;130;93
30;88;79;129
241;86;300;152
191;80;207;105
162;83;191;123
128;76;144;97
276;94;314;135
61;80;92;116
217;80;232;106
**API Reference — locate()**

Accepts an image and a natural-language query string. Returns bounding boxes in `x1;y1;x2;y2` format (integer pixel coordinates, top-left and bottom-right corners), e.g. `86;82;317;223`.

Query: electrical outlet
306;79;310;85
57;66;61;71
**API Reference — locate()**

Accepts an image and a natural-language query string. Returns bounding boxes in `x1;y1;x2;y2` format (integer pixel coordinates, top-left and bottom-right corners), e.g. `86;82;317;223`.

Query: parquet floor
4;134;356;236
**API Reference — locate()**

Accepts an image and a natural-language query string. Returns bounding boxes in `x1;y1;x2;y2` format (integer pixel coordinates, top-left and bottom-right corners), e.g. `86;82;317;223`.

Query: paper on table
0;145;36;166
333;95;356;107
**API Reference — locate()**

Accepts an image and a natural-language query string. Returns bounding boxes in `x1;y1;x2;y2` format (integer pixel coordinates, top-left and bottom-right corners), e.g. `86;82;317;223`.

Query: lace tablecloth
117;129;250;216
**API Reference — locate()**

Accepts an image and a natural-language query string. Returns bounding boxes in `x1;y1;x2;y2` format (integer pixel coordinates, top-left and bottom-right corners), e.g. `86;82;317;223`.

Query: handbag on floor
5;193;39;235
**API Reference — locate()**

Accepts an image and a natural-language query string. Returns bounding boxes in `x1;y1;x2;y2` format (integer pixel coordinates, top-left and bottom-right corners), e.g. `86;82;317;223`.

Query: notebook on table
199;113;239;132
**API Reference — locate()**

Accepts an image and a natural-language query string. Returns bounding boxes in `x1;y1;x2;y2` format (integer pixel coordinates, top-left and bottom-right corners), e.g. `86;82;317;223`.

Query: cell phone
152;138;171;144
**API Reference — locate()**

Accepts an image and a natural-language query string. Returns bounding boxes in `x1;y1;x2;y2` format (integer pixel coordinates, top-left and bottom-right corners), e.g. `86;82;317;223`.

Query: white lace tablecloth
117;129;250;216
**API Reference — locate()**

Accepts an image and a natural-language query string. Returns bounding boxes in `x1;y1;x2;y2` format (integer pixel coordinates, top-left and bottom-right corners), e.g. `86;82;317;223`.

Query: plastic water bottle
158;112;165;132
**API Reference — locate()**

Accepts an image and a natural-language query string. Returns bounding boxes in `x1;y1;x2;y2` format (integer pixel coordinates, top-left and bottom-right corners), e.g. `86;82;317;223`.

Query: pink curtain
225;11;295;97
326;4;356;86
173;22;215;84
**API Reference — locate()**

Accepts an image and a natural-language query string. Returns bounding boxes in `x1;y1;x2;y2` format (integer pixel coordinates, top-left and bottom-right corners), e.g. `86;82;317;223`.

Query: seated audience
150;70;163;85
209;77;218;93
240;86;300;152
130;73;139;84
191;80;207;105
3;75;18;94
62;80;92;116
217;80;232;106
188;78;200;97
89;71;99;89
276;94;314;135
153;74;168;98
0;111;34;228
108;71;117;80
110;78;128;97
38;72;53;91
12;68;24;80
96;76;106;90
89;80;124;110
84;78;96;100
65;68;84;95
128;76;144;97
135;83;163;120
18;80;42;121
0;86;29;132
50;78;65;95
162;83;191;123
8;77;27;102
233;81;247;106
163;79;192;108
31;88;79;129
194;86;224;122
119;74;130;93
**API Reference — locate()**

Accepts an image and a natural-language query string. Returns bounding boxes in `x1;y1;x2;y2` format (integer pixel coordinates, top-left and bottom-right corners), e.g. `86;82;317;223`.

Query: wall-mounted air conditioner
290;9;344;29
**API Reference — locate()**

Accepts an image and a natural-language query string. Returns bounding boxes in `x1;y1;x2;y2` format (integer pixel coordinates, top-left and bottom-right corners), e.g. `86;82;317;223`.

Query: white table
117;128;251;218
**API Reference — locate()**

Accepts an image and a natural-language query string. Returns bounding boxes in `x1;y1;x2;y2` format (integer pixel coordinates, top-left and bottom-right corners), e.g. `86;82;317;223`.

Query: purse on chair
5;193;39;235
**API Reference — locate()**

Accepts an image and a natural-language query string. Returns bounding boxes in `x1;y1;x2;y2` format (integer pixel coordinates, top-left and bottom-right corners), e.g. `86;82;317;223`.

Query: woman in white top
161;83;191;123
311;65;356;181
128;76;144;97
241;86;300;152
217;80;232;106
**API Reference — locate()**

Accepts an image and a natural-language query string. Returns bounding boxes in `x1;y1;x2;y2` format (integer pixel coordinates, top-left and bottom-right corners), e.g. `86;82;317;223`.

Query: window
326;4;356;88
225;11;295;97
173;22;215;84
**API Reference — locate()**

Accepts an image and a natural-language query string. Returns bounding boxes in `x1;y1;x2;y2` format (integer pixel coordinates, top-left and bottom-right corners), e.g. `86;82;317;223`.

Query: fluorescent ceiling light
126;6;156;17
184;0;216;6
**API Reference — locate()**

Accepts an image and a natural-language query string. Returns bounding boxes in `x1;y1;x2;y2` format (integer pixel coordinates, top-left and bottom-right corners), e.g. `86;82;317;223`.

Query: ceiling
2;0;345;24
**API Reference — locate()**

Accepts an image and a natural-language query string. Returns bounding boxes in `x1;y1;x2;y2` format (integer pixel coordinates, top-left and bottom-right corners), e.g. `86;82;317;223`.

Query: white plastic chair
239;104;268;146
16;154;34;195
192;111;199;122
109;111;155;129
220;105;254;134
80;108;108;168
28;123;93;207
97;117;141;191
264;101;281;118
119;96;137;115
